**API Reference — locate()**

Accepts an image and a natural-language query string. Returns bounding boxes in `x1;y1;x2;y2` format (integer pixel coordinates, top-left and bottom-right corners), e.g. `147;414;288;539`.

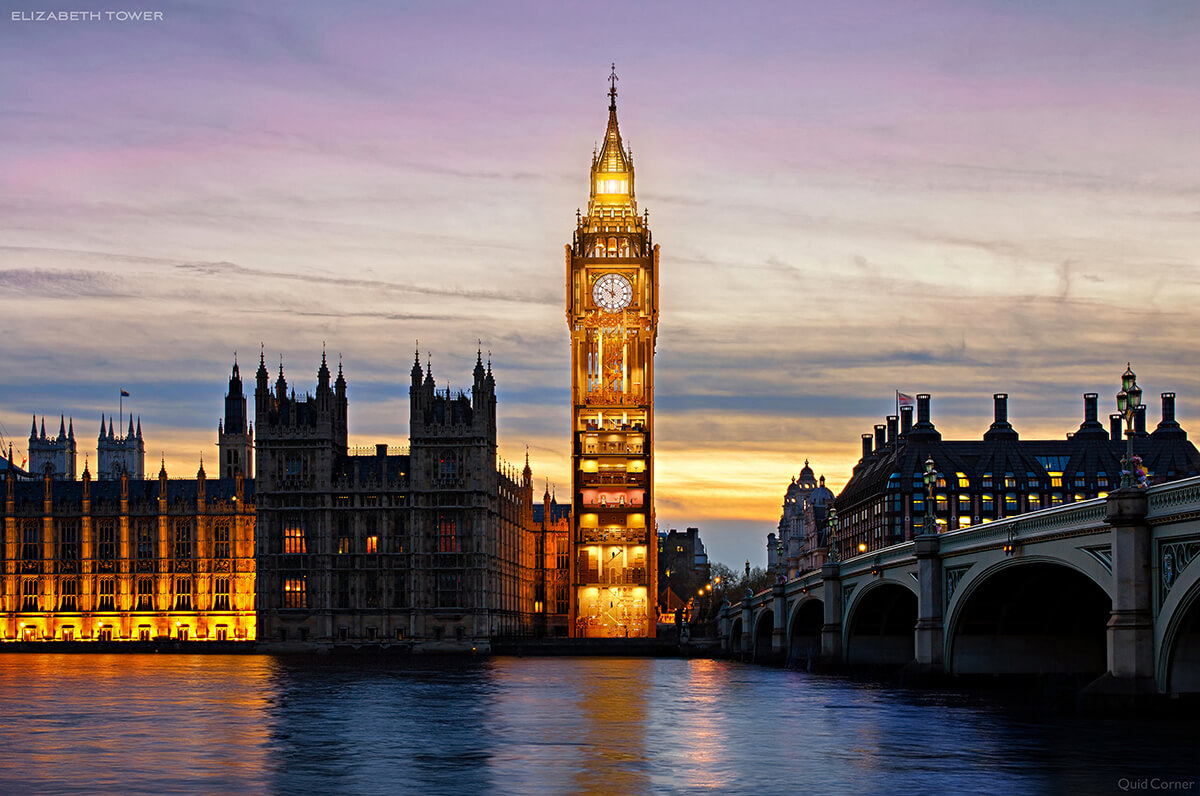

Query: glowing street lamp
1117;363;1144;489
826;507;839;563
921;456;940;536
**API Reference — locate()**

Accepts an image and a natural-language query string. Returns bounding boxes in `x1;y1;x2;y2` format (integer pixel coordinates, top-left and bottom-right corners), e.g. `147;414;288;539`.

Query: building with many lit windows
833;390;1200;556
4;351;560;649
1;462;257;643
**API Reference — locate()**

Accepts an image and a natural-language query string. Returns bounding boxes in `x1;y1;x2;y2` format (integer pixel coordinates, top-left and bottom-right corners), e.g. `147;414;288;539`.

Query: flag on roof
897;391;916;408
120;390;130;397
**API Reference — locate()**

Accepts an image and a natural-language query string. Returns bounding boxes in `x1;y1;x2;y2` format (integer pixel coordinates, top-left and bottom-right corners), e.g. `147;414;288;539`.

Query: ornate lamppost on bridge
825;506;839;563
921;456;940;536
1116;363;1145;490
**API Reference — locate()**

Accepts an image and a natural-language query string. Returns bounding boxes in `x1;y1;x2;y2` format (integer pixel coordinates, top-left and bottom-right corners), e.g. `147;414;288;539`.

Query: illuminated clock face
592;273;633;312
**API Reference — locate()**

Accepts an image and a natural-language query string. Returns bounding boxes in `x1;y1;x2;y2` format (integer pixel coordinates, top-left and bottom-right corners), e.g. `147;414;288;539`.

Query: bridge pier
771;583;786;664
820;562;842;665
741;593;753;660
913;533;944;675
1082;489;1161;709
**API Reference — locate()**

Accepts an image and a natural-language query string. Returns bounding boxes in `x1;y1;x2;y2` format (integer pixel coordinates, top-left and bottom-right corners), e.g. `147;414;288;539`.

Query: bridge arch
844;578;918;666
786;597;823;668
1159;565;1200;693
729;616;743;655
752;607;774;663
946;558;1109;675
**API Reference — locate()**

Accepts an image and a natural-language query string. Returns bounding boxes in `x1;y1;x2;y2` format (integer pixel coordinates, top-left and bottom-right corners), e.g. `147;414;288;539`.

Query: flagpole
120;389;123;436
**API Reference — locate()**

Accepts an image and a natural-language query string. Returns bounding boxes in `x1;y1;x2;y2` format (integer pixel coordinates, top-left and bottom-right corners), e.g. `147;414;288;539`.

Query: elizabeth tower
566;70;659;637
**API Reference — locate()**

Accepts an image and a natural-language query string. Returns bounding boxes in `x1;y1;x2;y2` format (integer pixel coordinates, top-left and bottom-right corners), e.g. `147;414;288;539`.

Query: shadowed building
833;390;1200;556
28;416;76;480
532;486;571;636
253;349;542;648
768;462;835;577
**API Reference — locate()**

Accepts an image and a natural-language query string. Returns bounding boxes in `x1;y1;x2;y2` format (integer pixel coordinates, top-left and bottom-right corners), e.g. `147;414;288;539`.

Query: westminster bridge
719;476;1200;701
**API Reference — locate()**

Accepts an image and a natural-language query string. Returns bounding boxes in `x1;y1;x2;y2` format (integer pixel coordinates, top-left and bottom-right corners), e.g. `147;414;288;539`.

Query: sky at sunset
3;1;1199;567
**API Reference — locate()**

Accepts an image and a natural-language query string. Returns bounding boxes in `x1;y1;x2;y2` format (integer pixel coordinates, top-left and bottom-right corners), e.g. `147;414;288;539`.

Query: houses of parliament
0;74;661;647
2;350;574;648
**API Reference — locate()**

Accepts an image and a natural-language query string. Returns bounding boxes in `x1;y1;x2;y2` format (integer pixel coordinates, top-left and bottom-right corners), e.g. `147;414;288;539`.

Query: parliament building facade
1;350;565;650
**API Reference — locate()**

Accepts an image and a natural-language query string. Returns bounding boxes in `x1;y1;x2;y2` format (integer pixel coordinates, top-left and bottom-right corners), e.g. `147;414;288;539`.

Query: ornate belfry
566;67;659;637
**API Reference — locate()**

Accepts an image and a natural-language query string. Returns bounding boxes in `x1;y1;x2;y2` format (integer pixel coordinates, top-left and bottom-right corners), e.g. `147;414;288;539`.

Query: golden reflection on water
664;658;732;791
0;654;275;793
570;658;650;796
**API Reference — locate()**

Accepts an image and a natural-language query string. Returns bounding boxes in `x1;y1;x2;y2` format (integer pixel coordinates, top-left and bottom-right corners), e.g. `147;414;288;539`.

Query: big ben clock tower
566;67;659;638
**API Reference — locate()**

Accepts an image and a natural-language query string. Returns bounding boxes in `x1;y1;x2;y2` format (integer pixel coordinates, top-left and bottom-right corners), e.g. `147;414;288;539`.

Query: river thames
0;654;1194;795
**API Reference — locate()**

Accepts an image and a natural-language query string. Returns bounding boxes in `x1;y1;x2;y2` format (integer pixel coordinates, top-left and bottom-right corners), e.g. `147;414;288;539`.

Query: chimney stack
861;434;873;460
1135;404;1147;437
886;415;898;446
1084;393;1098;423
1110;414;1122;443
900;405;913;435
1162;392;1176;424
874;424;886;452
993;393;1008;424
917;394;931;426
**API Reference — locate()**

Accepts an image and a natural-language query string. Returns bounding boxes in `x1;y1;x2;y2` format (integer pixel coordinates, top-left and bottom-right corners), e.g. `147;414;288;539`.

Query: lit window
174;577;192;610
136;577;154;610
213;577;231;611
366;535;379;554
283;577;307;609
22;578;39;611
97;578;115;611
59;579;77;611
437;514;460;553
284;520;306;555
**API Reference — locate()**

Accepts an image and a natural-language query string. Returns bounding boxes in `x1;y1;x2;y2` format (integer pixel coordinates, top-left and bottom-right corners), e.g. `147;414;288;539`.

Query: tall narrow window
214;521;231;559
365;573;379;608
58;520;80;561
283;577;307;609
437;514;461;554
22;521;40;562
97;519;116;560
439;451;457;482
174;577;192;610
59;579;77;611
97;578;115;611
213;577;230;611
174;520;193;559
22;578;39;611
136;521;155;560
284;518;306;554
136;576;154;610
437;573;462;608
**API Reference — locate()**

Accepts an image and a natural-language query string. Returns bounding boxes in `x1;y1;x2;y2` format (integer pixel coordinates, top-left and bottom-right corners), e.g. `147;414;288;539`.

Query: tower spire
608;62;618;110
